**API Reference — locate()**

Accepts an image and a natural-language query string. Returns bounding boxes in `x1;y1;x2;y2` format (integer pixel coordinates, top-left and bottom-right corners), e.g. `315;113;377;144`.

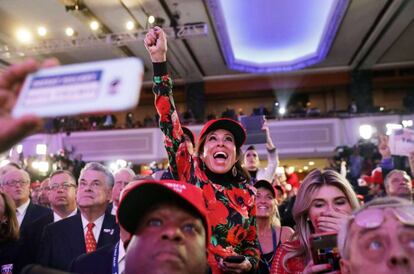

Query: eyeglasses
3;180;29;187
352;204;414;229
115;181;130;188
50;182;77;191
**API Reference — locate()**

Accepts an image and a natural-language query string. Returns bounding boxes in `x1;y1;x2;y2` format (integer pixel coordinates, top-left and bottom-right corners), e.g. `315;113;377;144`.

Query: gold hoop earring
232;166;237;177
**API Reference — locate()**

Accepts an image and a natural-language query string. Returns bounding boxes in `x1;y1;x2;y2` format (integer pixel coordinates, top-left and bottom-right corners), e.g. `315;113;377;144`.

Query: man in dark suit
69;227;130;274
38;162;119;271
1;168;51;273
0;169;51;231
23;170;79;265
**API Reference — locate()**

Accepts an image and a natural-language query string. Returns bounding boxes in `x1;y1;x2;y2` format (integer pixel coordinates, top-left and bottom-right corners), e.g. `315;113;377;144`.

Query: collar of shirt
53;208;78;222
16;199;30;226
111;204;118;216
81;213;105;242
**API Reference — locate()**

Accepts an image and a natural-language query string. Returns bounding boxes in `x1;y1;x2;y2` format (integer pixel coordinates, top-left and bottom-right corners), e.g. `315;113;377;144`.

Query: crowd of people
0;27;413;274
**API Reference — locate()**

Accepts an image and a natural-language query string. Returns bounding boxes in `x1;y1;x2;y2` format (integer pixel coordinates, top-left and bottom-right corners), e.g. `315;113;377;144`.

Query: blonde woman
255;180;294;274
271;169;360;274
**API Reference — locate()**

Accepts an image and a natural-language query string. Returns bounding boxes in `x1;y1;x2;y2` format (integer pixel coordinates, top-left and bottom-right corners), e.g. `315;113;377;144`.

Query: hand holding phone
309;233;340;272
0;58;59;153
223;255;245;264
12;57;143;118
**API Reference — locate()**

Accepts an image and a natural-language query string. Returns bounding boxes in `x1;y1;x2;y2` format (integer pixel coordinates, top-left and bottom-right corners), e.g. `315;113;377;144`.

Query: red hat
182;126;196;146
254;179;277;198
198;118;246;149
117;180;210;244
363;168;383;185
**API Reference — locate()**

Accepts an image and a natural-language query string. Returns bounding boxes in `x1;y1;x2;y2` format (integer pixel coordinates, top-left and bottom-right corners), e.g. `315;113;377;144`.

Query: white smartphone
12;57;144;118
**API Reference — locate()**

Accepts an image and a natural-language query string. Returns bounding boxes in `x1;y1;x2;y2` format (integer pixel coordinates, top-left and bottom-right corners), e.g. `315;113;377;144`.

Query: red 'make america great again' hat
117;179;211;244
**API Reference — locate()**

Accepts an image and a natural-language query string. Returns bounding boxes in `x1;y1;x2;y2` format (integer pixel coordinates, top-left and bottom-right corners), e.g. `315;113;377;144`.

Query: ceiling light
309;161;315;166
304;166;309;171
207;0;349;72
90;20;99;31
279;107;286;115
148;15;155;24
126;21;134;30
359;125;374;140
65;27;75;37
16;28;33;44
37;26;47;37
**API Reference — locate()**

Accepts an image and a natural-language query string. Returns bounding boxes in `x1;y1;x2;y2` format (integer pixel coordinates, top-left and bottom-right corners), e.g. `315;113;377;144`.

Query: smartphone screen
310;233;340;271
240;115;266;144
12;57;143;118
224;255;245;264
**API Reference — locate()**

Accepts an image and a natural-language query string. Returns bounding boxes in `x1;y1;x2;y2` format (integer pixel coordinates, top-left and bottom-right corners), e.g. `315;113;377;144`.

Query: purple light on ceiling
207;0;349;73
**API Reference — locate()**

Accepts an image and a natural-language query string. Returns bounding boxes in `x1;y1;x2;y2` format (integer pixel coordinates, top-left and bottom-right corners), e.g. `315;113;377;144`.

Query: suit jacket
38;211;119;271
20;201;52;234
69;242;117;274
20;211;54;268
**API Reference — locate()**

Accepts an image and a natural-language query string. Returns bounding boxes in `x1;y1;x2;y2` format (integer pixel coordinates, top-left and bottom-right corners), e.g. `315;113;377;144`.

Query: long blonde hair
283;169;359;269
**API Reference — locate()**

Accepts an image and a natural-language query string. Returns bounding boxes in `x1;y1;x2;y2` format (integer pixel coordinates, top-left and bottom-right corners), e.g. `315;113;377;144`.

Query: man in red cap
117;179;210;274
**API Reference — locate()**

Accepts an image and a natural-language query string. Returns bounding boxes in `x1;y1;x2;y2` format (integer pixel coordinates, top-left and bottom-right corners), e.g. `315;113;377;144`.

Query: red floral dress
270;240;305;274
153;68;259;273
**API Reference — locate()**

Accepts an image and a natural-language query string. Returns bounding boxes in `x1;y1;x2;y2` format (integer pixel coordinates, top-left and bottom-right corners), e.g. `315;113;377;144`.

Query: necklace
258;227;277;272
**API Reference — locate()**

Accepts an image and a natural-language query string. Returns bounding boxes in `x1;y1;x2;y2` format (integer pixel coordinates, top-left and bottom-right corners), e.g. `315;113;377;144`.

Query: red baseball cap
117;179;210;244
254;179;277;198
198;118;246;149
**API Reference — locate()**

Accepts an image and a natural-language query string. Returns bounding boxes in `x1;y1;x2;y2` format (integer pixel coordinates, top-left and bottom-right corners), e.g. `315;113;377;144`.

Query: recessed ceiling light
65;27;75;37
37;26;47;37
148;15;155;24
16;28;32;44
90;20;99;31
126;21;134;30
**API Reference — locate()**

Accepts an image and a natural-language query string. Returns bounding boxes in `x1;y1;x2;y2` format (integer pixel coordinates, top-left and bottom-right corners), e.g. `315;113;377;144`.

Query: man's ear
340;258;351;274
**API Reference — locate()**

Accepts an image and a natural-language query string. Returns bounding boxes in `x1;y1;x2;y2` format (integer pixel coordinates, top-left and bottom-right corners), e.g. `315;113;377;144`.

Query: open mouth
213;151;228;159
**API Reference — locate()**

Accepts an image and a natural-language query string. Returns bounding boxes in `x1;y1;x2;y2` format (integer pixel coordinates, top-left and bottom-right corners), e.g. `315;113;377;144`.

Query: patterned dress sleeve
152;62;189;180
240;188;260;271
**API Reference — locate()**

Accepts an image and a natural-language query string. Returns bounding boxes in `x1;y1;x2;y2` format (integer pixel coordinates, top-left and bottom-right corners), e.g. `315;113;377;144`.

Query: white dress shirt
53;208;78;222
81;213;105;242
16;199;30;227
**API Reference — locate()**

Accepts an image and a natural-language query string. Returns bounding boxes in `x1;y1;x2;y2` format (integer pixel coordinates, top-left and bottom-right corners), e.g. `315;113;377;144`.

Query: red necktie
85;223;97;253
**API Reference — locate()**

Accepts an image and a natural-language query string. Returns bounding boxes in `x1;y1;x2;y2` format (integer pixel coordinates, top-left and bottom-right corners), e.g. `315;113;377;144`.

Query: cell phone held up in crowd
224;255;245;264
12;57;144;118
240;115;266;145
310;232;341;272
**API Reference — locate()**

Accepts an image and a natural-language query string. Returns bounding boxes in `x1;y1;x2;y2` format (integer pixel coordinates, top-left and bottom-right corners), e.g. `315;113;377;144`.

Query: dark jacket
38;211;119;271
70;242;118;274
